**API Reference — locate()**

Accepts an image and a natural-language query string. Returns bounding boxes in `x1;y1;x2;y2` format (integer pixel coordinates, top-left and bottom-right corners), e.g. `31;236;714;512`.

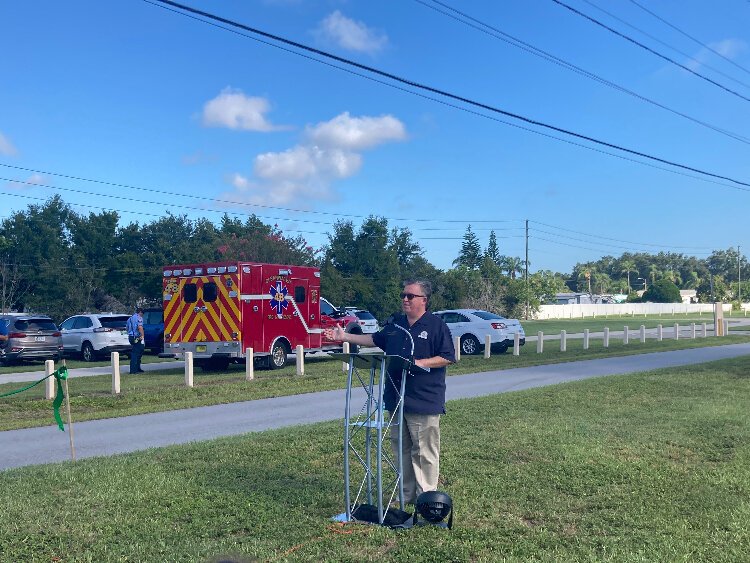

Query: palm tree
501;256;524;280
620;259;637;292
648;264;660;284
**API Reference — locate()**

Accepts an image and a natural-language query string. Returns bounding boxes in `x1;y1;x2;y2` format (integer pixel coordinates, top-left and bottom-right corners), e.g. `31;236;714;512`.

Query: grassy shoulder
1;357;749;561
1;334;749;431
0;353;170;375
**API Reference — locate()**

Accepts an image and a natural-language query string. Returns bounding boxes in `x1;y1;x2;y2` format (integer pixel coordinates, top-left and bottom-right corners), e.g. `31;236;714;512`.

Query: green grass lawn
2;335;750;431
0;352;171;375
2;356;749;561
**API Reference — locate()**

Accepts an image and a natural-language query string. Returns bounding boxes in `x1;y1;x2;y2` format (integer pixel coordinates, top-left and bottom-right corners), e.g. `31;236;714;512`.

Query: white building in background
679;290;698;304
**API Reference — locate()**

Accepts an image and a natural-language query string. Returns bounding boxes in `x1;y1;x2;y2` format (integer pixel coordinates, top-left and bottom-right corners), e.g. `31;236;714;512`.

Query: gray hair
402;279;432;304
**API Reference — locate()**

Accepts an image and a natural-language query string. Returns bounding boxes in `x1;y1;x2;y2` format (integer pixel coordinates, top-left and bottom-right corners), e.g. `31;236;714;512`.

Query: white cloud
317;10;388;54
201;88;286;131
686;38;747;71
255;145;362;181
5;173;44;190
0;131;18;156
709;38;746;59
305;112;407;150
218;111;406;207
229;172;251;190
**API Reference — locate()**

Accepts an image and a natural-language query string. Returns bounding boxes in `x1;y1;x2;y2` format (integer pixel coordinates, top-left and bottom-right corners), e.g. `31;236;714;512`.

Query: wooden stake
62;360;76;462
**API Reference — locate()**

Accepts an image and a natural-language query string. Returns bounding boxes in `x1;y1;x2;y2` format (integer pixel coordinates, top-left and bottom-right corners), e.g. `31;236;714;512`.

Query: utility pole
739;245;742;304
525;219;529;320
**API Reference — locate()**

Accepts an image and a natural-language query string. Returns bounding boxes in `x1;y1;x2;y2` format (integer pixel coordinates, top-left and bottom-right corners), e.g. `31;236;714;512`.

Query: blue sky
2;0;749;274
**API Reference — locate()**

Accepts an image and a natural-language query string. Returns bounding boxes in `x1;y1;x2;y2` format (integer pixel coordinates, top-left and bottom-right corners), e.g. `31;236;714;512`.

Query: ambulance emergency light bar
163;264;239;276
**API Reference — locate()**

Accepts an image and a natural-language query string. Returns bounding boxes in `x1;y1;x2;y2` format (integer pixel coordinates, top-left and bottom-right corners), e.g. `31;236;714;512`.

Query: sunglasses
400;293;426;300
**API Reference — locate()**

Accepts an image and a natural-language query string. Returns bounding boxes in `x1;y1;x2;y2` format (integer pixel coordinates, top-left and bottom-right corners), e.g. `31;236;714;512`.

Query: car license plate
196;345;207;353
35;336;46;342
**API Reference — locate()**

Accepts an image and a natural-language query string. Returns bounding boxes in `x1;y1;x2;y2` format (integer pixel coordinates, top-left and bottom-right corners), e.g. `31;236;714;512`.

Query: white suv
349;310;379;334
59;313;132;362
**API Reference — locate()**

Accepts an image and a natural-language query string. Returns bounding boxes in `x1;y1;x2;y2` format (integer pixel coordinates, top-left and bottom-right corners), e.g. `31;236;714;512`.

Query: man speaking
324;279;455;504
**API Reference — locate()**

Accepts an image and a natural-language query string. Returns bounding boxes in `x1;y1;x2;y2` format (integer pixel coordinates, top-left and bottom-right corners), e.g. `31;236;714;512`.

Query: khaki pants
390;412;441;504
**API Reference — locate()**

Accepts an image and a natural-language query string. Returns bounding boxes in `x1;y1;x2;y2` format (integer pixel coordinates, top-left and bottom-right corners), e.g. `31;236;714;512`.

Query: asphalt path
2;342;749;471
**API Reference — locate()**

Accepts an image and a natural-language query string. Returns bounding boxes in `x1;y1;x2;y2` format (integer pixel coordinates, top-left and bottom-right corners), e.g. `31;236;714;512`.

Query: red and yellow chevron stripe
164;274;241;343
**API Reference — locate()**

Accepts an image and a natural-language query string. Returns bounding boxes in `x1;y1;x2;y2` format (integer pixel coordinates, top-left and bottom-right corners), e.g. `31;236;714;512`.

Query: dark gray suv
0;314;64;364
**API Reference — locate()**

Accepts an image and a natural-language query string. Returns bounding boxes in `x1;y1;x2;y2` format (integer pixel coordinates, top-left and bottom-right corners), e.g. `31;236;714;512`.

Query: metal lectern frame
331;353;410;525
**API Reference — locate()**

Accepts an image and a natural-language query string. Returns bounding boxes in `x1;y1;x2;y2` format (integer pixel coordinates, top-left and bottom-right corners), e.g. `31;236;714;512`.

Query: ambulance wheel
269;342;289;369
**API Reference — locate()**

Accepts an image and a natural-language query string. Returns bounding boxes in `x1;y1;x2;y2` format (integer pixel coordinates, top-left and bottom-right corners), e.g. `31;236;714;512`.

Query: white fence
537;302;734;320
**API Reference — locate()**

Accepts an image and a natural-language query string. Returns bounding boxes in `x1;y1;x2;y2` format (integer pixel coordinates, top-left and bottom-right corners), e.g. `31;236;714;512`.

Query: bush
642;279;682;303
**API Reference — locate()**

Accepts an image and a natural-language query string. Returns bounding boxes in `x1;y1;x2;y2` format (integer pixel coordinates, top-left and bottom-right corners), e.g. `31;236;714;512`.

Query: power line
0;174;530;235
531;226;711;254
580;0;750;90
0;163;521;225
146;0;750;191
532;235;713;257
530;220;714;250
626;0;750;78
551;0;750;103
415;0;750;145
0;189;323;237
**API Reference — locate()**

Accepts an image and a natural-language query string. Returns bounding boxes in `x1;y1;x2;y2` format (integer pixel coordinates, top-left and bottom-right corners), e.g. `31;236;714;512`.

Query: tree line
0;196;747;323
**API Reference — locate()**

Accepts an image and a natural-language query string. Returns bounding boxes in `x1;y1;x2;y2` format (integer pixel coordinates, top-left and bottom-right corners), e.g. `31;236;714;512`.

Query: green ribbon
0;366;69;431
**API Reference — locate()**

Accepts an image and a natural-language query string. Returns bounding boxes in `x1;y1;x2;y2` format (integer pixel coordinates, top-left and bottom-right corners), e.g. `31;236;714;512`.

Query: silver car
0;314;63;364
434;309;526;355
59;313;132;362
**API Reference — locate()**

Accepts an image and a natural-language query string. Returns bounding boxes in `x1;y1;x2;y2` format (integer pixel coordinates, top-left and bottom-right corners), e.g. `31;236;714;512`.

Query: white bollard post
657;324;663;341
640;325;646;343
245;347;254;381
45;359;55;400
484;334;491;358
623;326;629;345
724;319;729;336
342;342;350;372
513;332;520;356
111;352;120;395
454;336;461;361
691;323;696;339
537;331;544;353
603;327;610;348
560;330;566;352
674;323;680;340
185;351;194;388
702;323;707;338
583;328;590;350
296;344;305;376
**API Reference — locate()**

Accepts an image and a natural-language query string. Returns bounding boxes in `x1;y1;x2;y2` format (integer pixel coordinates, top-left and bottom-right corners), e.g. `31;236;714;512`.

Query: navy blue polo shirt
372;312;455;415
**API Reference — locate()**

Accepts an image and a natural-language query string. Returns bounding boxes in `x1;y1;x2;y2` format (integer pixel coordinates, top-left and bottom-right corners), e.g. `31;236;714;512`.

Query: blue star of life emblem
269;281;289;316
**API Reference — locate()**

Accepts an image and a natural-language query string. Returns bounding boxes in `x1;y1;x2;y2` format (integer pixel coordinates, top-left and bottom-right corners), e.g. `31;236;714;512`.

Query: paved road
2;343;749;471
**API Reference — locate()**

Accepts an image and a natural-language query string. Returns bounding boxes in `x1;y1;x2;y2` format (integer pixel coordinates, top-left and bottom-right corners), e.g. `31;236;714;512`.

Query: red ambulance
162;261;361;370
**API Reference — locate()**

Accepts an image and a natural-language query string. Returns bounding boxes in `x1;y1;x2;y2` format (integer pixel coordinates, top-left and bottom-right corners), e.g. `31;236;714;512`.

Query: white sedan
434;309;526;355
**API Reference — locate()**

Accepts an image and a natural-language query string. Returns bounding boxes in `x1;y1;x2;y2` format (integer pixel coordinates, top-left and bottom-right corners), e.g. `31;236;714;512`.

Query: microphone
390;322;429;373
391;322;415;358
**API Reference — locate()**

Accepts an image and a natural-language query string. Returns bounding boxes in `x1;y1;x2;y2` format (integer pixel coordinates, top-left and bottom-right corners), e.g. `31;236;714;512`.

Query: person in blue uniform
127;308;145;374
324;279;455;503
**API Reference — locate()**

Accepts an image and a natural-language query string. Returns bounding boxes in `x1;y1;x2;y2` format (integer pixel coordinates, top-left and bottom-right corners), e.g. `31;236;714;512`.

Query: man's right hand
323;323;346;342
